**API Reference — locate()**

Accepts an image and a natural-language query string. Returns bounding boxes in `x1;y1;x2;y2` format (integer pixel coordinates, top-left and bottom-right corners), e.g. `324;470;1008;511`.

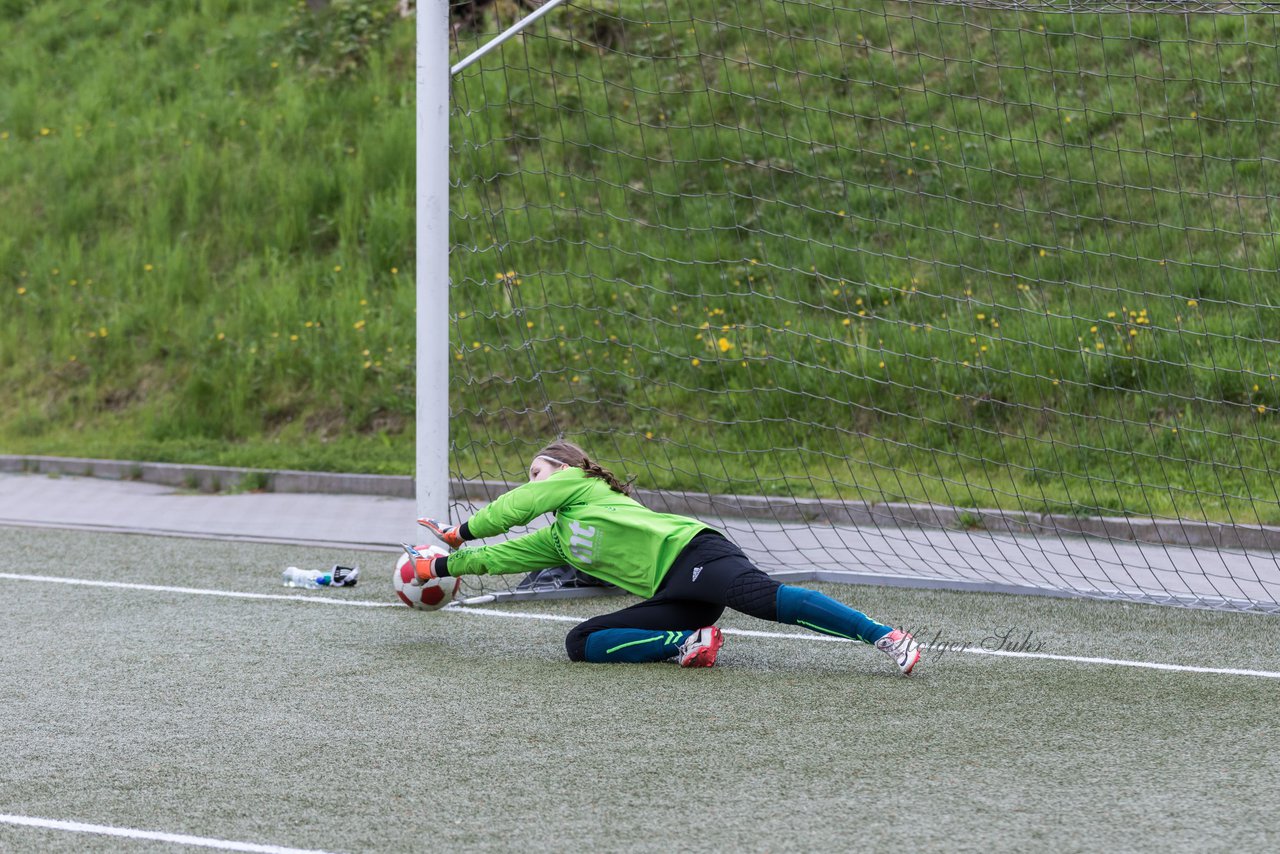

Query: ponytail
580;459;635;497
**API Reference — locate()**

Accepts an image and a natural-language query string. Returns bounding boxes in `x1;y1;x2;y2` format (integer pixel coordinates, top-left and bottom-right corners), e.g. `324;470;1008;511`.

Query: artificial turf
2;525;1277;852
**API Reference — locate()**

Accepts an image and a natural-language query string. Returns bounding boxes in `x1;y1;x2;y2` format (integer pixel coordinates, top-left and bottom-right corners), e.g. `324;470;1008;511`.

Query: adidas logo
691;566;703;582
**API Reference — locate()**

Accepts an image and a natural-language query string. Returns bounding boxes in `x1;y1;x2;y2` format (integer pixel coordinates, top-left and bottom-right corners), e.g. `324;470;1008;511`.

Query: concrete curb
3;454;1278;552
0;454;414;498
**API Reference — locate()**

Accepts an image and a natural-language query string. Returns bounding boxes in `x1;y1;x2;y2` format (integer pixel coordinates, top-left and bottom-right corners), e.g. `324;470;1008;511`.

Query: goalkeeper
410;441;920;674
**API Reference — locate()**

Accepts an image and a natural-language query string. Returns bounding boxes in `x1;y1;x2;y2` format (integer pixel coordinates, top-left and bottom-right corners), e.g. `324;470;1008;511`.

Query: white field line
4;572;1280;680
0;572;397;607
0;813;341;854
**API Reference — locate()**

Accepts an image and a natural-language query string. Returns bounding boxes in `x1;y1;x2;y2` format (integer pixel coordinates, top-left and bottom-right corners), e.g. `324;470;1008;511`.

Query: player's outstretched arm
433;473;590;542
445;526;565;578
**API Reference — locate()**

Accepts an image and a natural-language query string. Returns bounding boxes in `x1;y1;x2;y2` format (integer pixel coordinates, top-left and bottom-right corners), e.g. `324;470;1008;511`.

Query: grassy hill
3;0;1280;522
1;0;418;472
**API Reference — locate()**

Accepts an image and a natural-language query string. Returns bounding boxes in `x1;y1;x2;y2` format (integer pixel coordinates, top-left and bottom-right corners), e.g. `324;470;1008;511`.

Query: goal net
443;0;1280;612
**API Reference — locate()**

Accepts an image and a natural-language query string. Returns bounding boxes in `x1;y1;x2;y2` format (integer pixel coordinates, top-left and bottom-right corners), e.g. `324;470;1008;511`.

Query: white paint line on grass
960;645;1280;678
0;814;342;854
4;572;1280;680
0;572;397;607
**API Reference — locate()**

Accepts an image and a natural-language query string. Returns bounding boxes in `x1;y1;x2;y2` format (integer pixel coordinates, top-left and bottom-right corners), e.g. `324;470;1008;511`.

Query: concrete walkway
0;471;416;551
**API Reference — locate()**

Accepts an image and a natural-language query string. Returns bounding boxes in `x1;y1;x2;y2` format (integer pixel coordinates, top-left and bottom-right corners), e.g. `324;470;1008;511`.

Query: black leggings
564;532;780;661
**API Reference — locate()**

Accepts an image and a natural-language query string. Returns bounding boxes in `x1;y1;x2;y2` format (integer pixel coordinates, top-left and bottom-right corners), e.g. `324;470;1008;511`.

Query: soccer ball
393;545;460;611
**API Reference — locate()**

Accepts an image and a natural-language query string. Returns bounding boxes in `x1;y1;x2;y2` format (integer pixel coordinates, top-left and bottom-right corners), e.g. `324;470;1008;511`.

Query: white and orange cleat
875;629;921;675
678;626;725;668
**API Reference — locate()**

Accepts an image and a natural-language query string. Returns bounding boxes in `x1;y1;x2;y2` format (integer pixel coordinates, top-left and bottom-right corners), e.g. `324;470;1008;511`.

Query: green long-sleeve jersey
445;467;711;598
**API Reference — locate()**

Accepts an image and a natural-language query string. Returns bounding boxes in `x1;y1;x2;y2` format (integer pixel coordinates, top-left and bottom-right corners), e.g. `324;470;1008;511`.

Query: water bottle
281;566;333;589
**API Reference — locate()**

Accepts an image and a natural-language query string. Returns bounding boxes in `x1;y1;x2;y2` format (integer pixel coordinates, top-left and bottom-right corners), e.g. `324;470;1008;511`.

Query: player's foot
875;629;921;675
678;626;724;668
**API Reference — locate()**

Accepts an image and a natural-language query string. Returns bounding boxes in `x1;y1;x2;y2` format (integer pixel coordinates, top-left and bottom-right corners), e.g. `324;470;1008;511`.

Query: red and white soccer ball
393;545;460;611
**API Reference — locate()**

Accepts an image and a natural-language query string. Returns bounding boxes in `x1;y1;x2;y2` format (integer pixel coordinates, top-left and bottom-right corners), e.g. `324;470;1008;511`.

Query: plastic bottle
281;566;333;589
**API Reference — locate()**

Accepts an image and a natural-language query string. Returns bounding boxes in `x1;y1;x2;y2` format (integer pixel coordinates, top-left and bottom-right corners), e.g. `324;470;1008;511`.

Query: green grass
4;1;1280;522
0;0;418;450
2;525;1279;852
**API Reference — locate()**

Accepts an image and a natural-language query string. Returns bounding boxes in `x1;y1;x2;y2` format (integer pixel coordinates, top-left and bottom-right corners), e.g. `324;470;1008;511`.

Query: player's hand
418;517;464;549
412;555;443;585
401;543;444;586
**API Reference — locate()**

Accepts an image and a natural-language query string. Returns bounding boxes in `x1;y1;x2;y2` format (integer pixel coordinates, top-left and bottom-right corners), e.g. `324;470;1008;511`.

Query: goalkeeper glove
418;517;467;550
401;543;450;585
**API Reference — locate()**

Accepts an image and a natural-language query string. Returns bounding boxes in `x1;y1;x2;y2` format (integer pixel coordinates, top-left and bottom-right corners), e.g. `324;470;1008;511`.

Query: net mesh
445;0;1280;612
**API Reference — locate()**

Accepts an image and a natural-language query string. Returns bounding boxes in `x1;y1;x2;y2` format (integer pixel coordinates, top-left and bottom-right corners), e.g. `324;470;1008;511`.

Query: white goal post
414;0;452;537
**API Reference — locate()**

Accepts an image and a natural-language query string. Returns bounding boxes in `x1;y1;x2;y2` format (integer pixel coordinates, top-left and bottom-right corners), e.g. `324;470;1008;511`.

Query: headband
533;454;571;468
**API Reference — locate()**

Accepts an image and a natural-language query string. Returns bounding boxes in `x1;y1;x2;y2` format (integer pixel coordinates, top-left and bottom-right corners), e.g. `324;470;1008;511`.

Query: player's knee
725;569;782;621
564;623;593;662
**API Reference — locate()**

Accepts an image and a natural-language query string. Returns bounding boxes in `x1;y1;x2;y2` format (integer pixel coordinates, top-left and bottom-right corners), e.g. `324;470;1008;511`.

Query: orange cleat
678;626;725;668
874;629;921;676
